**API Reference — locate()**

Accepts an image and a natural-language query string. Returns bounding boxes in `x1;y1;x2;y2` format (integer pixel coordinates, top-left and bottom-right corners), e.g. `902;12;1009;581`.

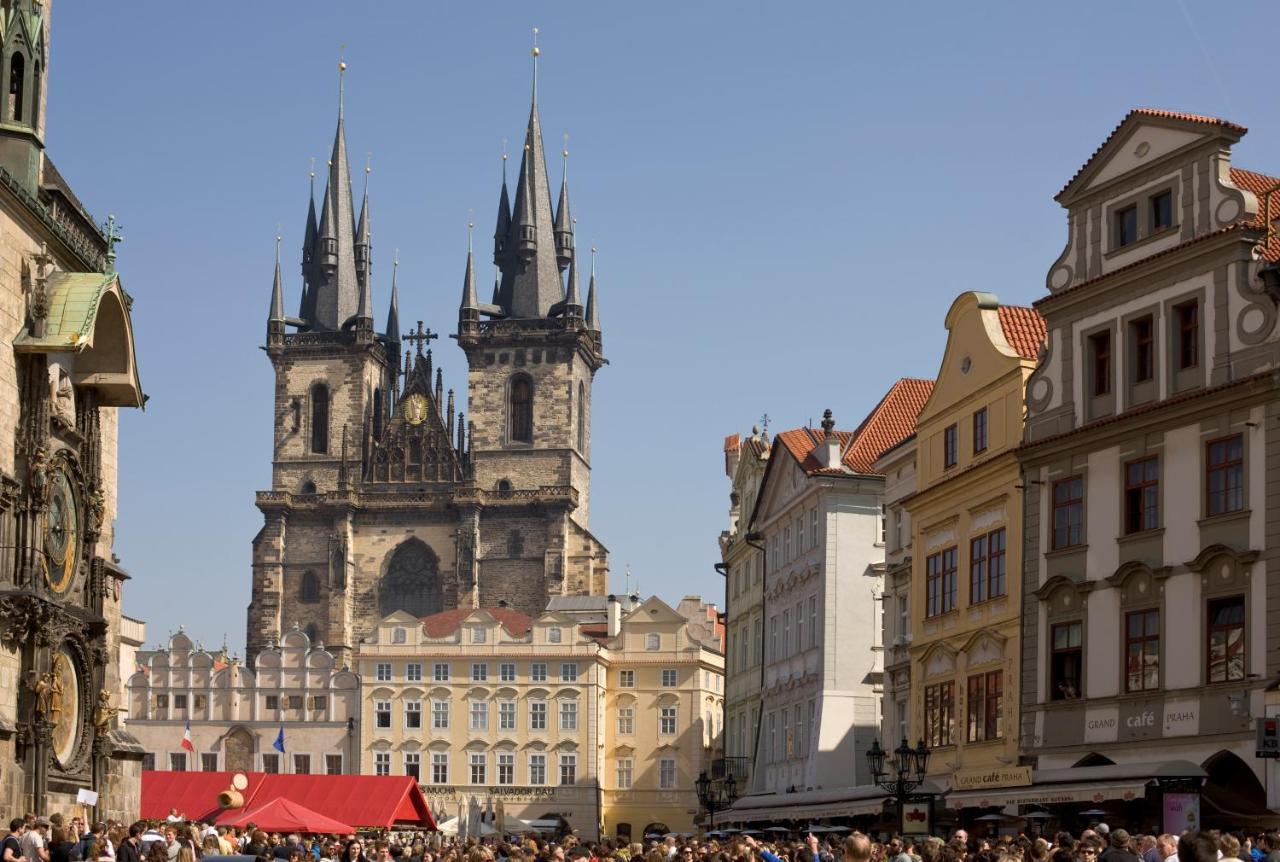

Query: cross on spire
403;320;439;356
759;413;770;437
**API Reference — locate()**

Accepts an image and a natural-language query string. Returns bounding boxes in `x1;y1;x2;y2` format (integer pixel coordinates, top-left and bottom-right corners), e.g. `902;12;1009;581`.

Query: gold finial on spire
531;26;540;57
468;220;475;253
275;228;282;262
531;27;540;103
337;44;347;120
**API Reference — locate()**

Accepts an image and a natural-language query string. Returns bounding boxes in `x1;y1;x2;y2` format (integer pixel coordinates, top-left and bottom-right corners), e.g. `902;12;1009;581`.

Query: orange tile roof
1058;108;1247;199
744;436;769;458
420;607;533;638
998;305;1047;360
1228;167;1280;261
724;433;741;454
773;378;935;477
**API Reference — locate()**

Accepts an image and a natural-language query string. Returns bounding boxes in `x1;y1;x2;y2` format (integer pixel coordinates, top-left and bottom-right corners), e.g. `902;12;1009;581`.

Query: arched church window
577;381;586;452
496;479;512;493
379;539;442;618
311;383;329;454
8;52;23;124
300;570;320;602
510;374;533;443
300;479;317;495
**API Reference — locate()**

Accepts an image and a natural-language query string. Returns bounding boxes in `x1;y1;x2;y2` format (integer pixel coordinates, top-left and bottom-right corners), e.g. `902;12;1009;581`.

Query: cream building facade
874;433;918;753
127;627;360;775
357;597;723;841
904;293;1043;791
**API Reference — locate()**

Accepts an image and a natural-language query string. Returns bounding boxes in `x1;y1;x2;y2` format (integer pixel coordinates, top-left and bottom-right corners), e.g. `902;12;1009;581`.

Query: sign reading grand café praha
950;766;1034;791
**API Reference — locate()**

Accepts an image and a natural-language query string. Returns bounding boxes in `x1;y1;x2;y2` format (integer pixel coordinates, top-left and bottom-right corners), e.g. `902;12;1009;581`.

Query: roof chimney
607;594;621;638
812;409;842;469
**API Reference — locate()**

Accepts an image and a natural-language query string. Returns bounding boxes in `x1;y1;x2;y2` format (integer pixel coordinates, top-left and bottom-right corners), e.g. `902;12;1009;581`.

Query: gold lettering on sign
951;765;1033;790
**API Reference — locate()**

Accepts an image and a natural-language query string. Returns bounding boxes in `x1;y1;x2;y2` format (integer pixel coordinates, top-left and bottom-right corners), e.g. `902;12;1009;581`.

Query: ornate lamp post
696;770;739;832
866;738;932;833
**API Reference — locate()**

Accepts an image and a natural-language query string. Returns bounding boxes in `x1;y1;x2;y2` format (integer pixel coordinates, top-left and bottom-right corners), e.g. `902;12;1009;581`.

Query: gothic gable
365;353;463;485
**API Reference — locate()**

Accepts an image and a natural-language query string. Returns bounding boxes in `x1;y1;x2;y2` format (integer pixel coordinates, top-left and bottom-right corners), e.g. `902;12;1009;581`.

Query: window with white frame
406;662;422;682
560;700;578;730
472;627;487;644
809;596;818;648
375;700;391;729
392;627;407;644
497;752;515;785
661;668;677;687
548;627;562;643
405;700;422;729
617;706;635;735
619;669;635;687
617;757;634;789
469;700;488;731
795;601;804;652
433;663;450;682
810;508;819;547
530;700;547;730
660;705;677;735
645;633;660;651
261;753;278;774
471;663;488;682
431;752;448;784
559;753;577;786
531;662;548;682
560;663;578;682
469;752;486;784
432;700;449;729
659;758;677;789
500;662;516;682
770;616;778;661
376;663;392;682
529;753;546;785
404;752;420;780
374;752;390;776
499;700;517;730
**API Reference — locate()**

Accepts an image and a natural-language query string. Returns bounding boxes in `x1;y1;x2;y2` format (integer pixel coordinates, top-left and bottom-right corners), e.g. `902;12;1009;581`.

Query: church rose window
378;539;442;618
510;374;533;443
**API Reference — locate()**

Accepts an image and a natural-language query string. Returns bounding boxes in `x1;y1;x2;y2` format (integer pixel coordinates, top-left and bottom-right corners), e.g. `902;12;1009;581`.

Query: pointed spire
563;238;583;319
385;251;401;342
300;161;318;321
446;390;456;439
586;246;600;331
554;136;574;271
434;367;444;414
269;234;285;326
310;55;360;330
355;156;373;328
493;143;511;268
457;411;466;453
460;223;479;320
491;266;501;305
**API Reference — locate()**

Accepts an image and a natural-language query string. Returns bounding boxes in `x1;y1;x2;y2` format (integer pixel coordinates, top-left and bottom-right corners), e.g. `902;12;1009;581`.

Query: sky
45;1;1280;655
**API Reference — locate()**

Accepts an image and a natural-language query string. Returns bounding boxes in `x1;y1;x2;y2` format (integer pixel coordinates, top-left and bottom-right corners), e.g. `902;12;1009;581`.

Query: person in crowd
48;827;76;862
113;827;140;862
20;819;49;862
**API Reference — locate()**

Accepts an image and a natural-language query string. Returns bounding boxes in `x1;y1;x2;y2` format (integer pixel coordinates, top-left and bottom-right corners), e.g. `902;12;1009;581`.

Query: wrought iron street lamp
866;739;932;832
696;770;739;832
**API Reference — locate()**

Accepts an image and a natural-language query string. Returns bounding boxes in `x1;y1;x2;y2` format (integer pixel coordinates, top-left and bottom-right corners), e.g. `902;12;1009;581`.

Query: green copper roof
15;271;116;351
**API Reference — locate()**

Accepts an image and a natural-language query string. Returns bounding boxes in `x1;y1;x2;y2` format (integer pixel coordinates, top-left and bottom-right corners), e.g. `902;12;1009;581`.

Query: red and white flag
180;720;194;753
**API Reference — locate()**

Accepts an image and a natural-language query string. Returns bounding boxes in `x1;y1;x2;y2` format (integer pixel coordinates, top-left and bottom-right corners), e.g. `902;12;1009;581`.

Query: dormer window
1115;205;1138;247
1151;190;1174;231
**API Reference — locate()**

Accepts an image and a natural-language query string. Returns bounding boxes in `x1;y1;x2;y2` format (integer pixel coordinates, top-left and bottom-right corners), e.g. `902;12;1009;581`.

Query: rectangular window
431;753;448;784
1131;316;1154;383
374;753;389;777
325;754;343;775
531;662;547;682
1124;456;1159;534
262;753;280;774
1090;331;1112;396
810;509;818;547
499;700;517;730
943;423;958;468
287;695;304;711
880;504;887;545
783;527;791;561
492;752;513;785
405;700;422;729
472;626;487;644
500;663;517;683
376;663;392;682
1125;609;1160;692
1151;190;1173;231
770;616;778;661
560;663;579;682
923;681;954;748
432;700;449;730
530;700;547;731
1177;301;1199;369
1207;596;1246;683
469;701;488;731
970;528;1006;604
1050;622;1083;700
433;663;450;682
1207;435;1245;516
795;600;804;652
559;754;577;786
970;533;987;605
469;753;486;785
263;694;276;711
155;693;169;709
617;707;635;735
375;700;391;729
809;596;818;648
174;694;187;710
1052;476;1085;549
987;527;1006;599
309;695;327;710
966;671;1003;743
619;669;635;688
925;547;957;617
402;753;418;780
616;758;633;790
201;753;218;772
193;694;207;711
972;407;988;454
170;752;187;772
529;753;546;786
559;700;578;730
781;610;790;657
1116;204;1138;247
660;706;678;735
471;663;488;682
406;662;423;682
659;758;677;789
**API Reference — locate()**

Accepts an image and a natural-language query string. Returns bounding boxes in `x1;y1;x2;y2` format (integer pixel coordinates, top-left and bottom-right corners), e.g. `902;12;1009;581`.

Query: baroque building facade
1015;109;1280;817
0;0;146;820
355;596;724;840
247;52;607;667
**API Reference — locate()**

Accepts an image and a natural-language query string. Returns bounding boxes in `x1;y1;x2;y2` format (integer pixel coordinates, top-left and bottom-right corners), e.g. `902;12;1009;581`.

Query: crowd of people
3;813;1277;862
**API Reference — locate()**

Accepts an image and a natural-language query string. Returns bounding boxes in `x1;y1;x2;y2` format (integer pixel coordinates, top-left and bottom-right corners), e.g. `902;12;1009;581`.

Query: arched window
300;570;320;602
577;382;586;452
496;479;513;493
300;479;317;494
310;383;329;454
8;52;23;124
379;539;442;618
510;374;533;443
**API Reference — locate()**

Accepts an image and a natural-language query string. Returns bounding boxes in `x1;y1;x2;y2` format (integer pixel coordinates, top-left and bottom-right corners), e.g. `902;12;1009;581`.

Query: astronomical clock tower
0;1;147;820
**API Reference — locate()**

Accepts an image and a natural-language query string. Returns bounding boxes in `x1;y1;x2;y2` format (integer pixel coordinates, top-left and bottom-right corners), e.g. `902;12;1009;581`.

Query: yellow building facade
905;293;1044;790
356;597;723;841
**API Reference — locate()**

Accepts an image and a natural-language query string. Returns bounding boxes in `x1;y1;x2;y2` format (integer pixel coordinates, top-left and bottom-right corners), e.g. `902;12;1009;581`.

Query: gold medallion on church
402;393;428;426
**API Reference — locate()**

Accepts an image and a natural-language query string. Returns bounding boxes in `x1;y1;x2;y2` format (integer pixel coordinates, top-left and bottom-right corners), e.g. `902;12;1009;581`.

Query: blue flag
273;726;286;753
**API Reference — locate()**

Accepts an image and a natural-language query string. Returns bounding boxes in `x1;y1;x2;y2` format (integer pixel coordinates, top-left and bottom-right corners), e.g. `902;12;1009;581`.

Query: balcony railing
712;756;751;783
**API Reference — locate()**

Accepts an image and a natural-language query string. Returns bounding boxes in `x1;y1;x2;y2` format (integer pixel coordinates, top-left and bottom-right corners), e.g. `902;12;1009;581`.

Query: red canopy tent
140;772;436;830
223;798;354;834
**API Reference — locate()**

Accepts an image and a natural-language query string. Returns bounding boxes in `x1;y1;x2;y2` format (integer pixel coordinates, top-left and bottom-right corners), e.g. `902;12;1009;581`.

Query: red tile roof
1059;108;1247;199
774;378;935;477
724;433;740;453
1228;167;1280;260
420;607;533;638
998;305;1048;360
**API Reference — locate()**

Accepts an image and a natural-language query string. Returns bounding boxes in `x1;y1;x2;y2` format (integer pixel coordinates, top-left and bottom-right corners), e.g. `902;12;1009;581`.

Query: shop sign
1163;701;1199;737
1162;793;1200;834
951;766;1033;790
1083;705;1118;744
1118;700;1162;742
901;800;931;837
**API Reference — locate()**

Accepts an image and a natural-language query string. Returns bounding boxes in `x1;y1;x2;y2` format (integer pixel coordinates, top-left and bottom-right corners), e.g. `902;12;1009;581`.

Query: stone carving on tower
247;43;609;668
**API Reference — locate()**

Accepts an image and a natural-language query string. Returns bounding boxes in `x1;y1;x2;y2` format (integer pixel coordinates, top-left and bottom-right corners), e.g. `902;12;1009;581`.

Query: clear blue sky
46;2;1280;655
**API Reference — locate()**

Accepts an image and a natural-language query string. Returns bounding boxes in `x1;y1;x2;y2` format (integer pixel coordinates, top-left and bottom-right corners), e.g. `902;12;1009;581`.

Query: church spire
586;246;601;331
309;57;360;331
460;223;479;321
385;252;401;343
493;147;510;267
554;138;573;271
300;161;318;321
268;234;285;335
354;156;373;333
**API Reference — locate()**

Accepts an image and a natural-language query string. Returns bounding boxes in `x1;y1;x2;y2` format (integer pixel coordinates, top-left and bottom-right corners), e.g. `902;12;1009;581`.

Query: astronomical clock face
50;646;80;767
402;393;429;426
44;466;80;595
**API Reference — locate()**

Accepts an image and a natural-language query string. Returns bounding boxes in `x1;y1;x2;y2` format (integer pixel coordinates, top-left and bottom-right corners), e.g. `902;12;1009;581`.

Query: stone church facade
246;54;608;667
0;0;147;821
